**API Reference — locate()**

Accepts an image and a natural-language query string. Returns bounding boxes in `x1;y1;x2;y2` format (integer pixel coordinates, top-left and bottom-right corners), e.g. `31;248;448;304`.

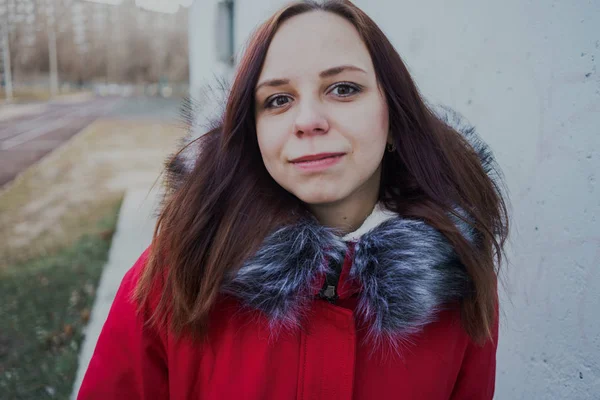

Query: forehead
258;11;374;80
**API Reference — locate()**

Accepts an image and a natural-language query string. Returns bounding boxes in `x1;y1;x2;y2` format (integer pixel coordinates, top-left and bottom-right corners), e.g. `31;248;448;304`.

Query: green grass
0;200;121;399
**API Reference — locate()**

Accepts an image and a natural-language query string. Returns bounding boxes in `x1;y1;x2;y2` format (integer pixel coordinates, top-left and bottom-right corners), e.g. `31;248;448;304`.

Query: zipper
318;258;343;304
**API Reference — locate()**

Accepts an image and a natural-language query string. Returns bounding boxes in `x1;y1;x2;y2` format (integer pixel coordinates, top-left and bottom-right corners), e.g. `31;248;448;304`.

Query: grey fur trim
351;217;472;342
432;104;503;186
165;82;229;192
220;219;347;331
220;211;474;342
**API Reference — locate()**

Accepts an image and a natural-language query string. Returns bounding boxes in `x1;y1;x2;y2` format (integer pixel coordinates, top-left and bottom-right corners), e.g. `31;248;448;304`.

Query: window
215;0;234;65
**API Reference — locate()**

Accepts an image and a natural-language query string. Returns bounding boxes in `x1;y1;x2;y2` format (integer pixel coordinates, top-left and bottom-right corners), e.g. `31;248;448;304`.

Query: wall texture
189;0;232;94
353;1;599;398
189;1;600;398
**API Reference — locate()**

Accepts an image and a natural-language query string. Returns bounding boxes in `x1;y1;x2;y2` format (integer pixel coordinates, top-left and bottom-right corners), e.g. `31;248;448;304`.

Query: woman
79;1;509;399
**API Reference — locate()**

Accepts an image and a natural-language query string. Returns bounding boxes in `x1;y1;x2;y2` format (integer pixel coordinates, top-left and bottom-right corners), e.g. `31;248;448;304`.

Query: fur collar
220;204;475;343
170;99;500;343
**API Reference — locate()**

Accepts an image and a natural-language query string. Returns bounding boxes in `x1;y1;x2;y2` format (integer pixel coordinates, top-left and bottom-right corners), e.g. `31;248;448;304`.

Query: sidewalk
0;103;48;121
70;186;162;399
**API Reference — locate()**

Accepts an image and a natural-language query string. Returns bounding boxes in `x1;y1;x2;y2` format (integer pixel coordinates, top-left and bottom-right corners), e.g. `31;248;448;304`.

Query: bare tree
5;0;190;87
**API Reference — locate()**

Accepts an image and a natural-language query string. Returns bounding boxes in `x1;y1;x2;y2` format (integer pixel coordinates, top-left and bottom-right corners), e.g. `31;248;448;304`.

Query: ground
0;97;186;398
0;205;120;399
0;106;185;265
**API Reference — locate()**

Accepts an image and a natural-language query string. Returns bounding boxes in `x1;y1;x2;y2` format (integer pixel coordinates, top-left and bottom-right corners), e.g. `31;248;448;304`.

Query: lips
289;152;346;163
288;152;346;172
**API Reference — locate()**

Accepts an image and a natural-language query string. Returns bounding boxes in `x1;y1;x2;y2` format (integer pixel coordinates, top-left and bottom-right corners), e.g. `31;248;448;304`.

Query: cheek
372;94;389;140
345;96;389;159
256;119;282;162
255;117;292;184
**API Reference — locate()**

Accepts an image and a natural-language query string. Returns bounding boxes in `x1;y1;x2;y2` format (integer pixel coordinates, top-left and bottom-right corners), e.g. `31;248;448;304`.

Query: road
0;96;184;188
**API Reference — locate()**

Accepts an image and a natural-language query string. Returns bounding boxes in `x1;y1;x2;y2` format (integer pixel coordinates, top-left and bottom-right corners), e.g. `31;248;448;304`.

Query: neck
308;170;381;235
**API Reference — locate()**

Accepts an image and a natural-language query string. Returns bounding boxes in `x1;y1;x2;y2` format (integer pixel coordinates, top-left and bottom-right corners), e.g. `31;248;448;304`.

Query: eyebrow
255;65;367;93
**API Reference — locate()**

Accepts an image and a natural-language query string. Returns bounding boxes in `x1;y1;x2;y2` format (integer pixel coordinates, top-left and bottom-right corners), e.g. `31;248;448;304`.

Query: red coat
79;245;498;399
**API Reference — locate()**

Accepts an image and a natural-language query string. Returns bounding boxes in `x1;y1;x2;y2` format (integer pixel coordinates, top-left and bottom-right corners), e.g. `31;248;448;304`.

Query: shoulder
123;246;152;289
106;245;164;332
78;246;169;398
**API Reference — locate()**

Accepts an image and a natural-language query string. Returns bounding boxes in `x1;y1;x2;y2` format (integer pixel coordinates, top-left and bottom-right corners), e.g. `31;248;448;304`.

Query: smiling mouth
289;152;346;171
289;152;346;163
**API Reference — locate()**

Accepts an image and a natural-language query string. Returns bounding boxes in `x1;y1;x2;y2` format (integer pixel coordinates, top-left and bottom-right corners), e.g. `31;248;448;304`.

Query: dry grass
0;88;93;103
0;118;184;265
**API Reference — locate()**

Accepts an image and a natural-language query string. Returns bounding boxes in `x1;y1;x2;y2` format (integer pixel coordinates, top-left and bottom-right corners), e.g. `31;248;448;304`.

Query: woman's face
254;11;389;207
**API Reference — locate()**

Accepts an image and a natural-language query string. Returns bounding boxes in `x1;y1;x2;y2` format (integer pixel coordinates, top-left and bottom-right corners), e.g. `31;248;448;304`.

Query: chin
293;184;350;206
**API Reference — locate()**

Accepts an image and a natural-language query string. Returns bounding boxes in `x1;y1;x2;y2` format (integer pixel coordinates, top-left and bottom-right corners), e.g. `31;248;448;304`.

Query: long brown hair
135;0;509;343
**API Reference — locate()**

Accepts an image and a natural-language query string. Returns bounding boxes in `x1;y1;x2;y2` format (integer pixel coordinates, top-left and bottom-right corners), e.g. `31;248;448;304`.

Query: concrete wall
189;1;600;398
188;0;233;95
233;0;290;58
353;2;599;398
189;0;289;89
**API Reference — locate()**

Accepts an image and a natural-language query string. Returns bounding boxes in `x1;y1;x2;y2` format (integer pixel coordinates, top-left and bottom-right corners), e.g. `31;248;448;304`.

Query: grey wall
353;1;599;398
189;1;600;398
189;0;233;94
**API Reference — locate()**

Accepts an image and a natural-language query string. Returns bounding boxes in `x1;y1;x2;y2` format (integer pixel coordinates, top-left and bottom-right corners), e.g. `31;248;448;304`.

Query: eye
329;82;361;97
265;95;293;109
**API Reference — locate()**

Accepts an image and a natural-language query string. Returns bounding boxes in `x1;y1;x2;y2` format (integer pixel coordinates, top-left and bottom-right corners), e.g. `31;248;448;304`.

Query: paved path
71;186;161;399
0;97;118;187
0;96;184;188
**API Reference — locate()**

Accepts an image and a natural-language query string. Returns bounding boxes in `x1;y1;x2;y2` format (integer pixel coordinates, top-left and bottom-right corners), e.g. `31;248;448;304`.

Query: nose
292;101;329;137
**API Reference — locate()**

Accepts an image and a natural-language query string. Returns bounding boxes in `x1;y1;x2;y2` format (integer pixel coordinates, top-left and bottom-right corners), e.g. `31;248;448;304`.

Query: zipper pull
318;258;343;304
320;284;338;304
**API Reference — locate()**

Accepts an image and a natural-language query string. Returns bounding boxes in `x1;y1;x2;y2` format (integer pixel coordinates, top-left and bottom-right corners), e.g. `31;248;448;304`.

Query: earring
386;142;396;152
